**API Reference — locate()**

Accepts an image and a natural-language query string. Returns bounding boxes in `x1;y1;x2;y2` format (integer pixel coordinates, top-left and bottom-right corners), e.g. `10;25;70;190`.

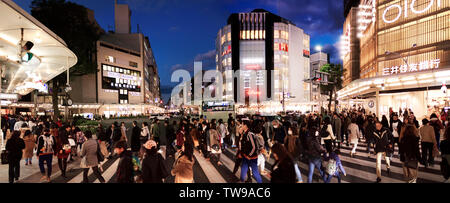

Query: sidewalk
0;153;82;183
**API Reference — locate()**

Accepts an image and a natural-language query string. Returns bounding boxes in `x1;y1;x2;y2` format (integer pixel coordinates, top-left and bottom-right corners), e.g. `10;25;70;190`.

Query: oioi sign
382;0;441;24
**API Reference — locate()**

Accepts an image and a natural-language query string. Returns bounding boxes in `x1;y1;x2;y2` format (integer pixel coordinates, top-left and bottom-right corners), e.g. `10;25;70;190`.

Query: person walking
284;125;303;183
418;119;438;168
272;120;286;145
390;113;403;156
332;113;342;149
140;122;150;146
22;130;35;165
347;118;362;157
37;128;56;183
269;143;296;183
5;131;25;183
159;120;169;159
399;125;421;183
141;140;169;183
305;126;326;183
373;121;394;183
151;120;160;148
323;149;346;183
171;135;195;183
80;131;105;183
55;125;71;178
208;122;223;165
321;117;335;156
239;120;263;183
120;122;128;143
131;121;142;154
110;122;122;158
430;113;444;150
114;141;134;183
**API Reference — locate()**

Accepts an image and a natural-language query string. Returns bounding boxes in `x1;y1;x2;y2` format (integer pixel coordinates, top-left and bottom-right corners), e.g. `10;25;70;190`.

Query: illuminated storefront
338;0;450;119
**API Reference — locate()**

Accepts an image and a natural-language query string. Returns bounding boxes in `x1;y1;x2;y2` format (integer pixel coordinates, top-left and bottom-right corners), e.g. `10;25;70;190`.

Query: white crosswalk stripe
193;150;226;183
31;139;445;183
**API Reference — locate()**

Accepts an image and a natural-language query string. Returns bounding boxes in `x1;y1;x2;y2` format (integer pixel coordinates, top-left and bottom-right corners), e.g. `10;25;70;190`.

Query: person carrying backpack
37;128;56;183
320;117;336;156
323;149;346;183
239;120;262;183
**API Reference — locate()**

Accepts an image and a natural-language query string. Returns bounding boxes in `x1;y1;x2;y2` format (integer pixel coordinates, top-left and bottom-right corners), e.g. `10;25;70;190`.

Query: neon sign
382;0;441;24
382;59;440;75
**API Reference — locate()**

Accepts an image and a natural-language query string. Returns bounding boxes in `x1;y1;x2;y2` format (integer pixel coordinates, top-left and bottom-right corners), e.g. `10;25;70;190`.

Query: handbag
97;142;105;162
432;145;440;158
404;156;418;169
80;156;88;168
68;138;76;147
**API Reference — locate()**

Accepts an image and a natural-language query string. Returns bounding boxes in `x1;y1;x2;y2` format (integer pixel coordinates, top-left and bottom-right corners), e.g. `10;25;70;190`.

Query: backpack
325;158;337;175
241;132;256;157
255;134;265;152
39;135;54;154
320;125;330;138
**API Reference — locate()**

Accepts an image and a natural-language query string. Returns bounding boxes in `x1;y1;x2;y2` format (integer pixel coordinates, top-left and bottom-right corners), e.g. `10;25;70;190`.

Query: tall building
338;0;450;118
310;52;329;102
341;6;361;86
344;0;361;18
69;1;162;117
216;9;311;113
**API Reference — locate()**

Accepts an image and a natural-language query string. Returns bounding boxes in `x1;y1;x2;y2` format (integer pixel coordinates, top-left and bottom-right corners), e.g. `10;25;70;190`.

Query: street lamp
315;45;322;53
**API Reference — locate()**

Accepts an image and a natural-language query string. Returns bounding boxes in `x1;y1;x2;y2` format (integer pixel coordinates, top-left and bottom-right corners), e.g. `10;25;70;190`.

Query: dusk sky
13;0;344;102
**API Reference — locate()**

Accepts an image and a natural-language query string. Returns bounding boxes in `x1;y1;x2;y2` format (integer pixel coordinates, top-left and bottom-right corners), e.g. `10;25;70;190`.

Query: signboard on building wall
303;50;310;58
382;59;440;76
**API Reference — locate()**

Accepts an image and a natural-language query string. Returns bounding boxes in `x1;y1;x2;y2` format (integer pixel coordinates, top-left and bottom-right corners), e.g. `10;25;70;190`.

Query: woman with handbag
399;125;421;183
80;131;106;183
208;123;223;166
55;125;71;178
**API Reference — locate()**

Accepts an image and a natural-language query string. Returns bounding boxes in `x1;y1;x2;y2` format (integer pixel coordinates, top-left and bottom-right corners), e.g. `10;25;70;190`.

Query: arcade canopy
0;0;77;96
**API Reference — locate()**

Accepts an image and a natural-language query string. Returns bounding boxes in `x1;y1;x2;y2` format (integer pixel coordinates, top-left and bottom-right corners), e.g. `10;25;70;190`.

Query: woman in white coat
347;118;362;157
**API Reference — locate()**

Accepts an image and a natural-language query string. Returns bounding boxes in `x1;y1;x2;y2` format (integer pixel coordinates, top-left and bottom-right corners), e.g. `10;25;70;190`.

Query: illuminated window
227;58;231;66
129;61;138;68
246;31;250;40
221;35;225;44
274;54;280;63
106;56;115;63
274;43;279;51
227;32;231;41
274;30;279;39
259;30;263;39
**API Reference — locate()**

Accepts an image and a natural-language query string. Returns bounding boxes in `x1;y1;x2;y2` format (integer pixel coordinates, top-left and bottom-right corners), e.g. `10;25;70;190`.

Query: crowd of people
1;107;450;183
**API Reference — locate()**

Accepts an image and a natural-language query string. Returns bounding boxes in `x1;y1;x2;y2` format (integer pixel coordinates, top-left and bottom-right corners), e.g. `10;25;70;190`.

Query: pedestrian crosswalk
11;140;448;183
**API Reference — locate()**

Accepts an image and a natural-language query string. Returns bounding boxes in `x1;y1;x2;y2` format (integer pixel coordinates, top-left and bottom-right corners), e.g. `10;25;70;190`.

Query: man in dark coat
130;121;141;154
166;121;176;158
114;141;134;183
6;131;25;183
373;121;394;183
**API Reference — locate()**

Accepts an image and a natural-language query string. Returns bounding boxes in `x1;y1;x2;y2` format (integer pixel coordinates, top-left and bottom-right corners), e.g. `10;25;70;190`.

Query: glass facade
376;0;449;76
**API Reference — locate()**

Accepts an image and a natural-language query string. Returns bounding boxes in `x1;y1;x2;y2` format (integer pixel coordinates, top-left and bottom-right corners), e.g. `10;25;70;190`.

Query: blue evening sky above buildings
14;0;344;102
